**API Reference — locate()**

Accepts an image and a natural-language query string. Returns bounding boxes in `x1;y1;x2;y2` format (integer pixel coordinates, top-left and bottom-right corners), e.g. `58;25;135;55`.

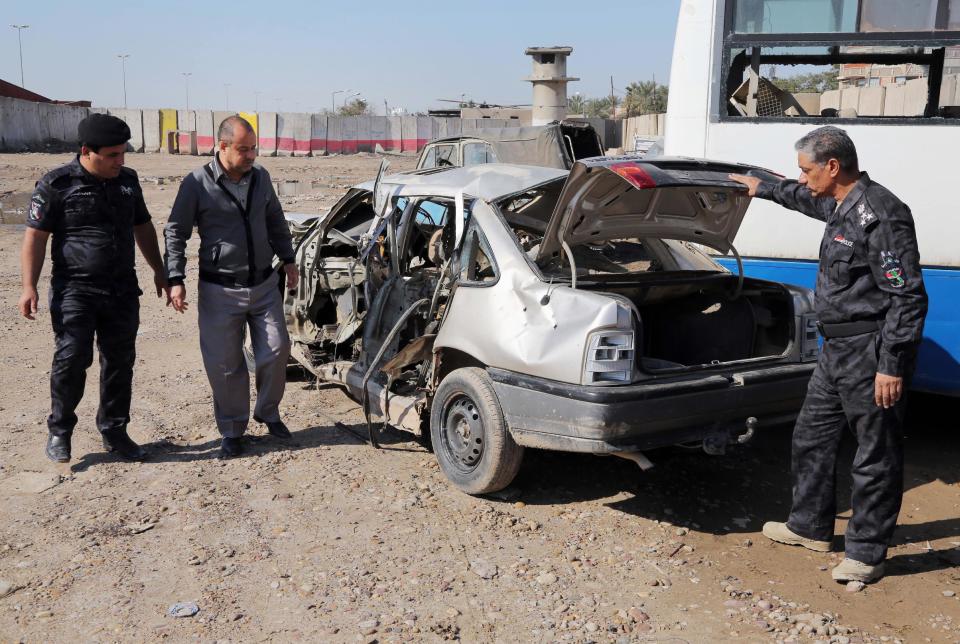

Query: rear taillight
610;162;657;189
583;330;635;385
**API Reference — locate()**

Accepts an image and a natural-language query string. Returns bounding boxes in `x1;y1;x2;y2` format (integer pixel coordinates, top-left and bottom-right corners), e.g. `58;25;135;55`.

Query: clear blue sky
3;0;680;114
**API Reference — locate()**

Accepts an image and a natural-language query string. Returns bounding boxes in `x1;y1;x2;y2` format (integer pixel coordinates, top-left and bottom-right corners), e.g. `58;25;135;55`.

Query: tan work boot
762;521;832;552
831;558;885;583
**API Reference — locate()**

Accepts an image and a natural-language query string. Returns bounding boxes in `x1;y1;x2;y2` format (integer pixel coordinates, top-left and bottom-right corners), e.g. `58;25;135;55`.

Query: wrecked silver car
285;157;818;495
416;120;603;171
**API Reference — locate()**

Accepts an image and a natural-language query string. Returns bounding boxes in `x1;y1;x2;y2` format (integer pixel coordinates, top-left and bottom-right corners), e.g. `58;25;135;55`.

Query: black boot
255;416;292;439
101;429;147;461
219;436;244;459
265;420;291;439
46;434;71;463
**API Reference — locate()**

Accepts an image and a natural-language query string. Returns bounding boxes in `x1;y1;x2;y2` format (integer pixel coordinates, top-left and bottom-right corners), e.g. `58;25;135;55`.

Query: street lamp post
117;54;130;108
181;72;192;110
10;25;29;88
331;88;347;113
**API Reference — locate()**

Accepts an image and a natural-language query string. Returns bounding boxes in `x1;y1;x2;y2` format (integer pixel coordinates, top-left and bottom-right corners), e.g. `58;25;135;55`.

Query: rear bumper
488;363;814;453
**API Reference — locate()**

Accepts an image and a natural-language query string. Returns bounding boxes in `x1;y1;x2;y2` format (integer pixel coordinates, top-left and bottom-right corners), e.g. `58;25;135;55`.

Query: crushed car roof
356;163;568;202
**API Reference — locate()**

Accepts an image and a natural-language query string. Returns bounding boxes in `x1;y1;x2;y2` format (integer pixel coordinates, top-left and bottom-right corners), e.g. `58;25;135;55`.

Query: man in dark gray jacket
164;115;299;458
731;126;927;584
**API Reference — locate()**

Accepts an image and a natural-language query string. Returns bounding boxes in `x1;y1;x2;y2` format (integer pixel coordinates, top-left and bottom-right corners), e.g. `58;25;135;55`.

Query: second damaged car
285;157;818;494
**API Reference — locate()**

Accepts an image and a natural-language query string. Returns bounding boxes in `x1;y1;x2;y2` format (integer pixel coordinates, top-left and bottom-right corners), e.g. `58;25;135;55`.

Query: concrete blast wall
177;110;197;155
1;101;627;156
258;112;277;157
142;109;161;152
0;98;91;151
354;116;371;152
904;78;928;116
277;112;310;156
400;116;417;152
857;87;885;117
107;108;144;152
195;111;215;154
341;116;358;154
387;116;402;151
327;117;342;154
821;90;842;112
370;116;388;151
310;114;327;156
160;109;178;153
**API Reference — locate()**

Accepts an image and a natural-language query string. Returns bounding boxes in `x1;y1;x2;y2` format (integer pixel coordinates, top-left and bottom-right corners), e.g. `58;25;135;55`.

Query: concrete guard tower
525;46;578;126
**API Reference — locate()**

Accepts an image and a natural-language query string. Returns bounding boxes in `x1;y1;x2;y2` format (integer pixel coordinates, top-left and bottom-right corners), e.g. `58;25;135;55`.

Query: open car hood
536;156;782;260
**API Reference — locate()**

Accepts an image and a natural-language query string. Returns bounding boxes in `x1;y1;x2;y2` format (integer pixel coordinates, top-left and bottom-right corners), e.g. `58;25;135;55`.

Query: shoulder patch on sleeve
29;194;45;222
879;250;906;288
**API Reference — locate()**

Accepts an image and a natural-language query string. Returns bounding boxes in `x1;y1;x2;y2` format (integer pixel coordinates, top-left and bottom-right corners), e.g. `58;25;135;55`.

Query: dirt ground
0;152;958;643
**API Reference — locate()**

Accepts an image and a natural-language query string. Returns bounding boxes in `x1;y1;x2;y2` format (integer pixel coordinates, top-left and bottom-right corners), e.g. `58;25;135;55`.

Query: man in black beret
18;113;170;463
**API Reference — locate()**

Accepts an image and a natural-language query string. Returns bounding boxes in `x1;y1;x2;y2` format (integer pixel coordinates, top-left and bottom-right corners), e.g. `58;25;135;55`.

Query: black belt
199;267;276;288
816;319;882;339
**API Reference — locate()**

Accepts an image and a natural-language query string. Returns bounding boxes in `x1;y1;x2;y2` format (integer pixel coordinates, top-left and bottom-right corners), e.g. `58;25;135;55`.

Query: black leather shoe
101;430;147;461
219;436;243;459
46;434;71;463
264;420;291;439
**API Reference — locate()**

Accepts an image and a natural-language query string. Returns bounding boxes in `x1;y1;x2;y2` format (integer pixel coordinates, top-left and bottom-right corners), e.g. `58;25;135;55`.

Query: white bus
666;0;960;396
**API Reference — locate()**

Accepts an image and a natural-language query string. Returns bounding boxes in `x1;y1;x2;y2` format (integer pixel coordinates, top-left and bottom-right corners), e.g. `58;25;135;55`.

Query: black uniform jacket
756;173;928;378
27;156;151;295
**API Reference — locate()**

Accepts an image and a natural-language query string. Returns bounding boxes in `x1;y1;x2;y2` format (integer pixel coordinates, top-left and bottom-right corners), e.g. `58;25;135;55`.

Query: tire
430;367;524;495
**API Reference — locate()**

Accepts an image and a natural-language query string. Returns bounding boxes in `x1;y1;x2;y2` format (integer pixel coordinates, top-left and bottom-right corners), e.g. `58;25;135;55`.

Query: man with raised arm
730;125;928;584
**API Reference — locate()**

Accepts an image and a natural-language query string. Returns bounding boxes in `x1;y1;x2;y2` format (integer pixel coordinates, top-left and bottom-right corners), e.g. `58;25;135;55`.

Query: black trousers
47;287;140;438
786;331;908;566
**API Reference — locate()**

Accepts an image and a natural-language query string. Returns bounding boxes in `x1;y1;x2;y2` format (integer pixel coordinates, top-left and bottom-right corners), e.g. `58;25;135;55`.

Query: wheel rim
440;393;484;472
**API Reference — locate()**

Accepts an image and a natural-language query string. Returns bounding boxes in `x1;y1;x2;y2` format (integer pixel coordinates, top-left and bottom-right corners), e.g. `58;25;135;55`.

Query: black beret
78;113;131;147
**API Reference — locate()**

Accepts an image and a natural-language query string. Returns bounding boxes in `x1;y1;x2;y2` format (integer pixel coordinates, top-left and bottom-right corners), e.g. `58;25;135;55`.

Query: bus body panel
714;258;960;396
668;0;960;395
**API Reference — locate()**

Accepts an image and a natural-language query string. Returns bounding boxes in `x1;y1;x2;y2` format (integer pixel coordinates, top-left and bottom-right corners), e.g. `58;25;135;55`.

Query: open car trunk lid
536;156;782;260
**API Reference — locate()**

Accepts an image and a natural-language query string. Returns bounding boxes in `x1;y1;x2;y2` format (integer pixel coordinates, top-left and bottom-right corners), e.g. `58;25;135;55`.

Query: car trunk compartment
590;274;793;373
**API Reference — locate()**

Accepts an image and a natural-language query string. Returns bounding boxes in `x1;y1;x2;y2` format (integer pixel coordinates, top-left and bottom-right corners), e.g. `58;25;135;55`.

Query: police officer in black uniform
18;113;169;463
730;126;928;584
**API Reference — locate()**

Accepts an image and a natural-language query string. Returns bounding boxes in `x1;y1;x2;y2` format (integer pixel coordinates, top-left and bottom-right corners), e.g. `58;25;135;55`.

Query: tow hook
702;417;759;455
737;417;758;444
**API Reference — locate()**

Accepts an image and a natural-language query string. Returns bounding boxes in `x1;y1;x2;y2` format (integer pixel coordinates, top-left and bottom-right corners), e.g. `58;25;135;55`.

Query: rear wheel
430;367;524;495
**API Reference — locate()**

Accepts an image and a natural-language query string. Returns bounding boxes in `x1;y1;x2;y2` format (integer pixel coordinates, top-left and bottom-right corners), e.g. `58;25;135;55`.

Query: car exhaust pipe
612;451;655;471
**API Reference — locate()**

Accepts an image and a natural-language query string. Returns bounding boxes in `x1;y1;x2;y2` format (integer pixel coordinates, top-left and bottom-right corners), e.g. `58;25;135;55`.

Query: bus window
722;0;960;121
730;0;960;33
732;0;858;34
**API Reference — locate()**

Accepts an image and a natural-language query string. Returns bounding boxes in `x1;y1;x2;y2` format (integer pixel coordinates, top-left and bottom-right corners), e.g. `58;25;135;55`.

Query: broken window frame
457;220;500;287
719;0;960;124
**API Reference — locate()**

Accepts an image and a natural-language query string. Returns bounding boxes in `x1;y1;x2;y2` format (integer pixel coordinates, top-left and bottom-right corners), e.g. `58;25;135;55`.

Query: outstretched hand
729;173;761;197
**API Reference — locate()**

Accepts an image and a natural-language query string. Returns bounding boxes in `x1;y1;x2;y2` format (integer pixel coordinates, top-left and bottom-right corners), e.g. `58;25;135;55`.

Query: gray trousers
198;275;290;438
